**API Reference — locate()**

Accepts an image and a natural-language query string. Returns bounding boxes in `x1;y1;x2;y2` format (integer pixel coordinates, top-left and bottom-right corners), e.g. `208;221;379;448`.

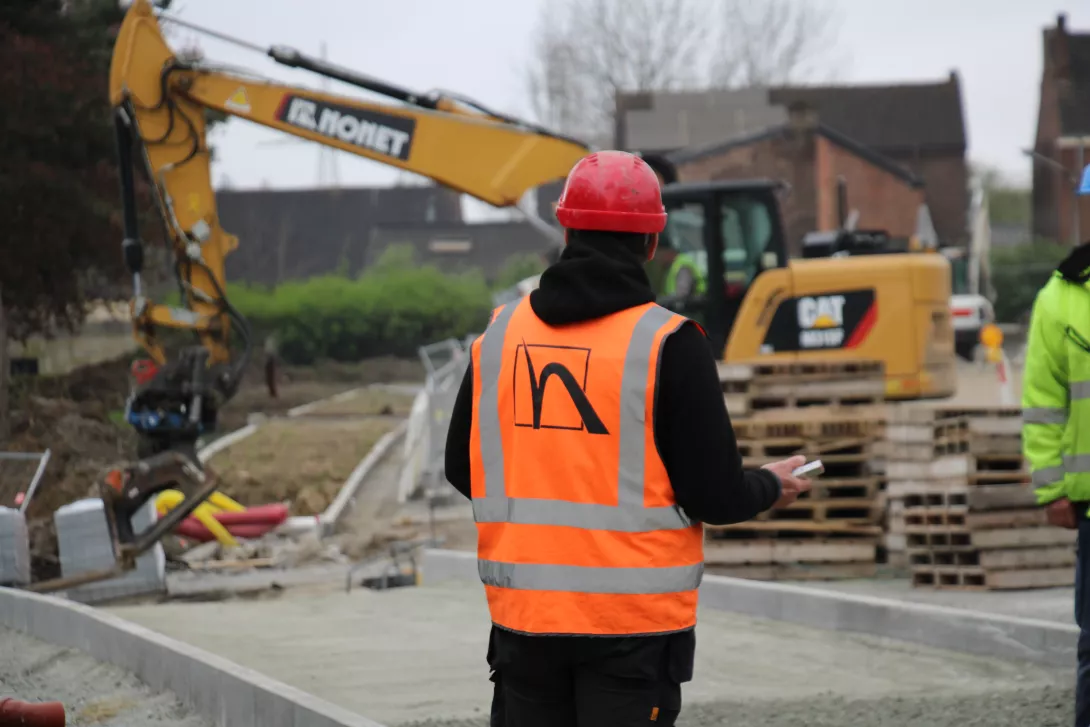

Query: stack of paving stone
885;406;1076;590
0;506;30;586
55;498;166;603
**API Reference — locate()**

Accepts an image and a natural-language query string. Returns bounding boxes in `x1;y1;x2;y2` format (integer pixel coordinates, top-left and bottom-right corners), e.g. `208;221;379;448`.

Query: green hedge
990;239;1068;323
229;246;493;364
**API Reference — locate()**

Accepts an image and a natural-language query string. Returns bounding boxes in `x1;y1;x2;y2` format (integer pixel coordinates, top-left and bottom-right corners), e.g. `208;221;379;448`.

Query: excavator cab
655;181;789;356
651;179;957;399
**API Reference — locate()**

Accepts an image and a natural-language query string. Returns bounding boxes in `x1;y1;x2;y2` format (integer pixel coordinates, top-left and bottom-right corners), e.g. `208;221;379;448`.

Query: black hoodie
444;234;782;524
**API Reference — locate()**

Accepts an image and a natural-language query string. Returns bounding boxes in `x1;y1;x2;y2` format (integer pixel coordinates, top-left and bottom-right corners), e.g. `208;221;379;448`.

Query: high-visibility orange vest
469;297;705;636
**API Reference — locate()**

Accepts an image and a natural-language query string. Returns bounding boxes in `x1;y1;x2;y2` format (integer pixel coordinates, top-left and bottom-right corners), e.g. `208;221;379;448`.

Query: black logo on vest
514;343;608;435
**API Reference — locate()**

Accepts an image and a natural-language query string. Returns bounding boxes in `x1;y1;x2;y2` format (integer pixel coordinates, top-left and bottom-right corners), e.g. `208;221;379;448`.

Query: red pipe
0;698;66;727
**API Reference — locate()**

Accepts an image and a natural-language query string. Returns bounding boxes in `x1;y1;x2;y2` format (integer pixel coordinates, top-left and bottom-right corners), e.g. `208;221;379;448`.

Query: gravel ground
398;686;1072;727
0;627;210;727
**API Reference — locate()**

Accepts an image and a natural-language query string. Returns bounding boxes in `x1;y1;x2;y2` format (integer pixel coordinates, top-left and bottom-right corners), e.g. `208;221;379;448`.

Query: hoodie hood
529;234;656;325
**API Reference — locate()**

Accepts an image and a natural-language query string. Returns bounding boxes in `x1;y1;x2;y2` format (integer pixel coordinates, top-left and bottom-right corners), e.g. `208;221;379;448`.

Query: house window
428;239;472;253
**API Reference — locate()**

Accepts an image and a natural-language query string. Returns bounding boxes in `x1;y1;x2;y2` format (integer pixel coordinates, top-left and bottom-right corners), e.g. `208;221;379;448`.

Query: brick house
666;107;926;252
614;75;968;245
1032;13;1090;245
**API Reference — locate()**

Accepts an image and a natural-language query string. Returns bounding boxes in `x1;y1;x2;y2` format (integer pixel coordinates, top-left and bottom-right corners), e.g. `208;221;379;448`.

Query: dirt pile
2;356;137;580
208;416;398;515
2;353;419;581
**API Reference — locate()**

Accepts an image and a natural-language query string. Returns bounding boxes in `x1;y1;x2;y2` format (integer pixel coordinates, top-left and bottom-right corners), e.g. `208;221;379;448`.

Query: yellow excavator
27;0;956;590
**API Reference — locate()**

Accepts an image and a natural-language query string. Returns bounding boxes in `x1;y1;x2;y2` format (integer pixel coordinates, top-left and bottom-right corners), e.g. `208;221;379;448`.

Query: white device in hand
792;459;824;478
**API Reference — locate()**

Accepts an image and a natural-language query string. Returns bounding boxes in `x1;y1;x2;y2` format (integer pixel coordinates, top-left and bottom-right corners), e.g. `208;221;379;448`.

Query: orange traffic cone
0;698;66;726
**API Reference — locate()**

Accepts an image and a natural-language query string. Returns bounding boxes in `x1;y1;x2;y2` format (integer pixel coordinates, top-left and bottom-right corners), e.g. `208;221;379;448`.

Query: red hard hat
555;151;667;234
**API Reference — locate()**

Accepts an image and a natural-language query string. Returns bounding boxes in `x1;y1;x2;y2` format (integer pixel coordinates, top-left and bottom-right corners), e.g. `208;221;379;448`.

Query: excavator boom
33;0;593;594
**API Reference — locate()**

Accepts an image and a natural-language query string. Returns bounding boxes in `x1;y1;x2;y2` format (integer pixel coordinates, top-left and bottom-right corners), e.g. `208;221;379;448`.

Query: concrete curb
197;386;371;464
197;423;259;464
287;387;367;418
0;586;387;727
419;549;1078;669
320;421;408;535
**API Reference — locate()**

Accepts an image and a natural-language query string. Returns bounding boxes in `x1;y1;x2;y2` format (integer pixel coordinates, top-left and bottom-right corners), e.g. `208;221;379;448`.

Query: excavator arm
107;0;590;459
9;0;597;594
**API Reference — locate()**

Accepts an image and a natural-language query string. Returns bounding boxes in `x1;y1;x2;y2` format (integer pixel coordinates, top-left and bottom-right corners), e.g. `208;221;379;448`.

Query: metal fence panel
406;335;480;498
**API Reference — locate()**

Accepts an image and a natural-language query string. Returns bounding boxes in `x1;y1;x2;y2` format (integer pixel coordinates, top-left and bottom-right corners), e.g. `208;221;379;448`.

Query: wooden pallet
911;566;1073;590
709;522;883;539
898;488;969;509
886;417;969;444
798;476;883;501
887;406;1022;436
887;435;1023;461
885;453;1028;485
735;437;873;458
754;498;881;525
888;405;1022;424
708;561;878;581
747;392;884;412
907;545;1075;569
703;538;877;566
745;454;874;479
718;358;885;383
904;525;1076;551
720;359;886;415
733;413;885;440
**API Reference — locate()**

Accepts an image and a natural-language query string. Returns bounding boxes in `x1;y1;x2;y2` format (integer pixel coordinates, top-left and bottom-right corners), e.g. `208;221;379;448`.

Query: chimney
1048;14;1072;79
787;101;818;133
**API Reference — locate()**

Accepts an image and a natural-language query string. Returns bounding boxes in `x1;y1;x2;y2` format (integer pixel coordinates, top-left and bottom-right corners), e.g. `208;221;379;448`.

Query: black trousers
1076;512;1090;727
487;626;693;727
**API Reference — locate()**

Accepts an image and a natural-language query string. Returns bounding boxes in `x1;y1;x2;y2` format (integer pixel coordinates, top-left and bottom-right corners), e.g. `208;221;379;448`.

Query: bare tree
712;0;844;88
525;0;713;144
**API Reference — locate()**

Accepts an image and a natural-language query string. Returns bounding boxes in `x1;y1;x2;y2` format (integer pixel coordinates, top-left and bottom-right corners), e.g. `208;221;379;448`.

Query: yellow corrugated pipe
155;489;246;548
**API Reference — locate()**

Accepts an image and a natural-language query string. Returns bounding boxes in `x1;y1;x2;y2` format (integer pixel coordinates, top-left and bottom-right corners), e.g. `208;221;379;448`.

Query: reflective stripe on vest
474;302;694;536
1025;379;1090;488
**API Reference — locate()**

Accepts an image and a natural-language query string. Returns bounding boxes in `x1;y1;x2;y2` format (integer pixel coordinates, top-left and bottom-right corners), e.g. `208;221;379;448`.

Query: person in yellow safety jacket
1022;198;1090;725
662;251;706;299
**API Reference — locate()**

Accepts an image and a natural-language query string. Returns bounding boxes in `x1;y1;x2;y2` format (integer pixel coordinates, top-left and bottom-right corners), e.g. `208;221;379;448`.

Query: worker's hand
1046;497;1078;530
762;455;813;509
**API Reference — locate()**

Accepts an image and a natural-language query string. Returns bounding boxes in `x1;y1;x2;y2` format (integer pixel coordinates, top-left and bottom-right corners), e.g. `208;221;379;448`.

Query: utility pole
1077;145;1084;244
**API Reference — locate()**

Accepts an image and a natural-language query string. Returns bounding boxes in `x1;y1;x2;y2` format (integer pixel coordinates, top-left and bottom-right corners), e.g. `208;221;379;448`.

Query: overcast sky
163;0;1090;219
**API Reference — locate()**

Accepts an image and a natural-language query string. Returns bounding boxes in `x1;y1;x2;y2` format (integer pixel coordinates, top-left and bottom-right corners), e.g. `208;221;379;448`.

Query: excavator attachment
26;452;217;594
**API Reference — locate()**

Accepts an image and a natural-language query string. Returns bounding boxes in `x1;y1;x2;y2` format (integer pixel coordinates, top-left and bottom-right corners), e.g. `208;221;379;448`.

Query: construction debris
884;406;1075;590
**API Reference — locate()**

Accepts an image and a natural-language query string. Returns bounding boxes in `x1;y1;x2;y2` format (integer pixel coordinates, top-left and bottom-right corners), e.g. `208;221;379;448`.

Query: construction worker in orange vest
444;150;812;727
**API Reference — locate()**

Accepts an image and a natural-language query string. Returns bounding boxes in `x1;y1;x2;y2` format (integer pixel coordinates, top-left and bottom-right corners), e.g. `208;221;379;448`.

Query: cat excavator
26;0;957;591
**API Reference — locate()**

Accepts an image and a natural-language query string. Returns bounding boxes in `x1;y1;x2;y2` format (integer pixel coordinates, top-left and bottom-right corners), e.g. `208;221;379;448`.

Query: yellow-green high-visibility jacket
1022;267;1090;508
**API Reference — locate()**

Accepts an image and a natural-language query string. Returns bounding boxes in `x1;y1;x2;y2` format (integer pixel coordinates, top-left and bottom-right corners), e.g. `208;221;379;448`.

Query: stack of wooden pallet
705;397;887;580
718;359;886;418
885;406;1076;590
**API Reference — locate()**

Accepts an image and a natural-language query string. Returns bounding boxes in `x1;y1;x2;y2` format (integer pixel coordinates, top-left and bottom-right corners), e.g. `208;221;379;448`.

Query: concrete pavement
107;579;1072;727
